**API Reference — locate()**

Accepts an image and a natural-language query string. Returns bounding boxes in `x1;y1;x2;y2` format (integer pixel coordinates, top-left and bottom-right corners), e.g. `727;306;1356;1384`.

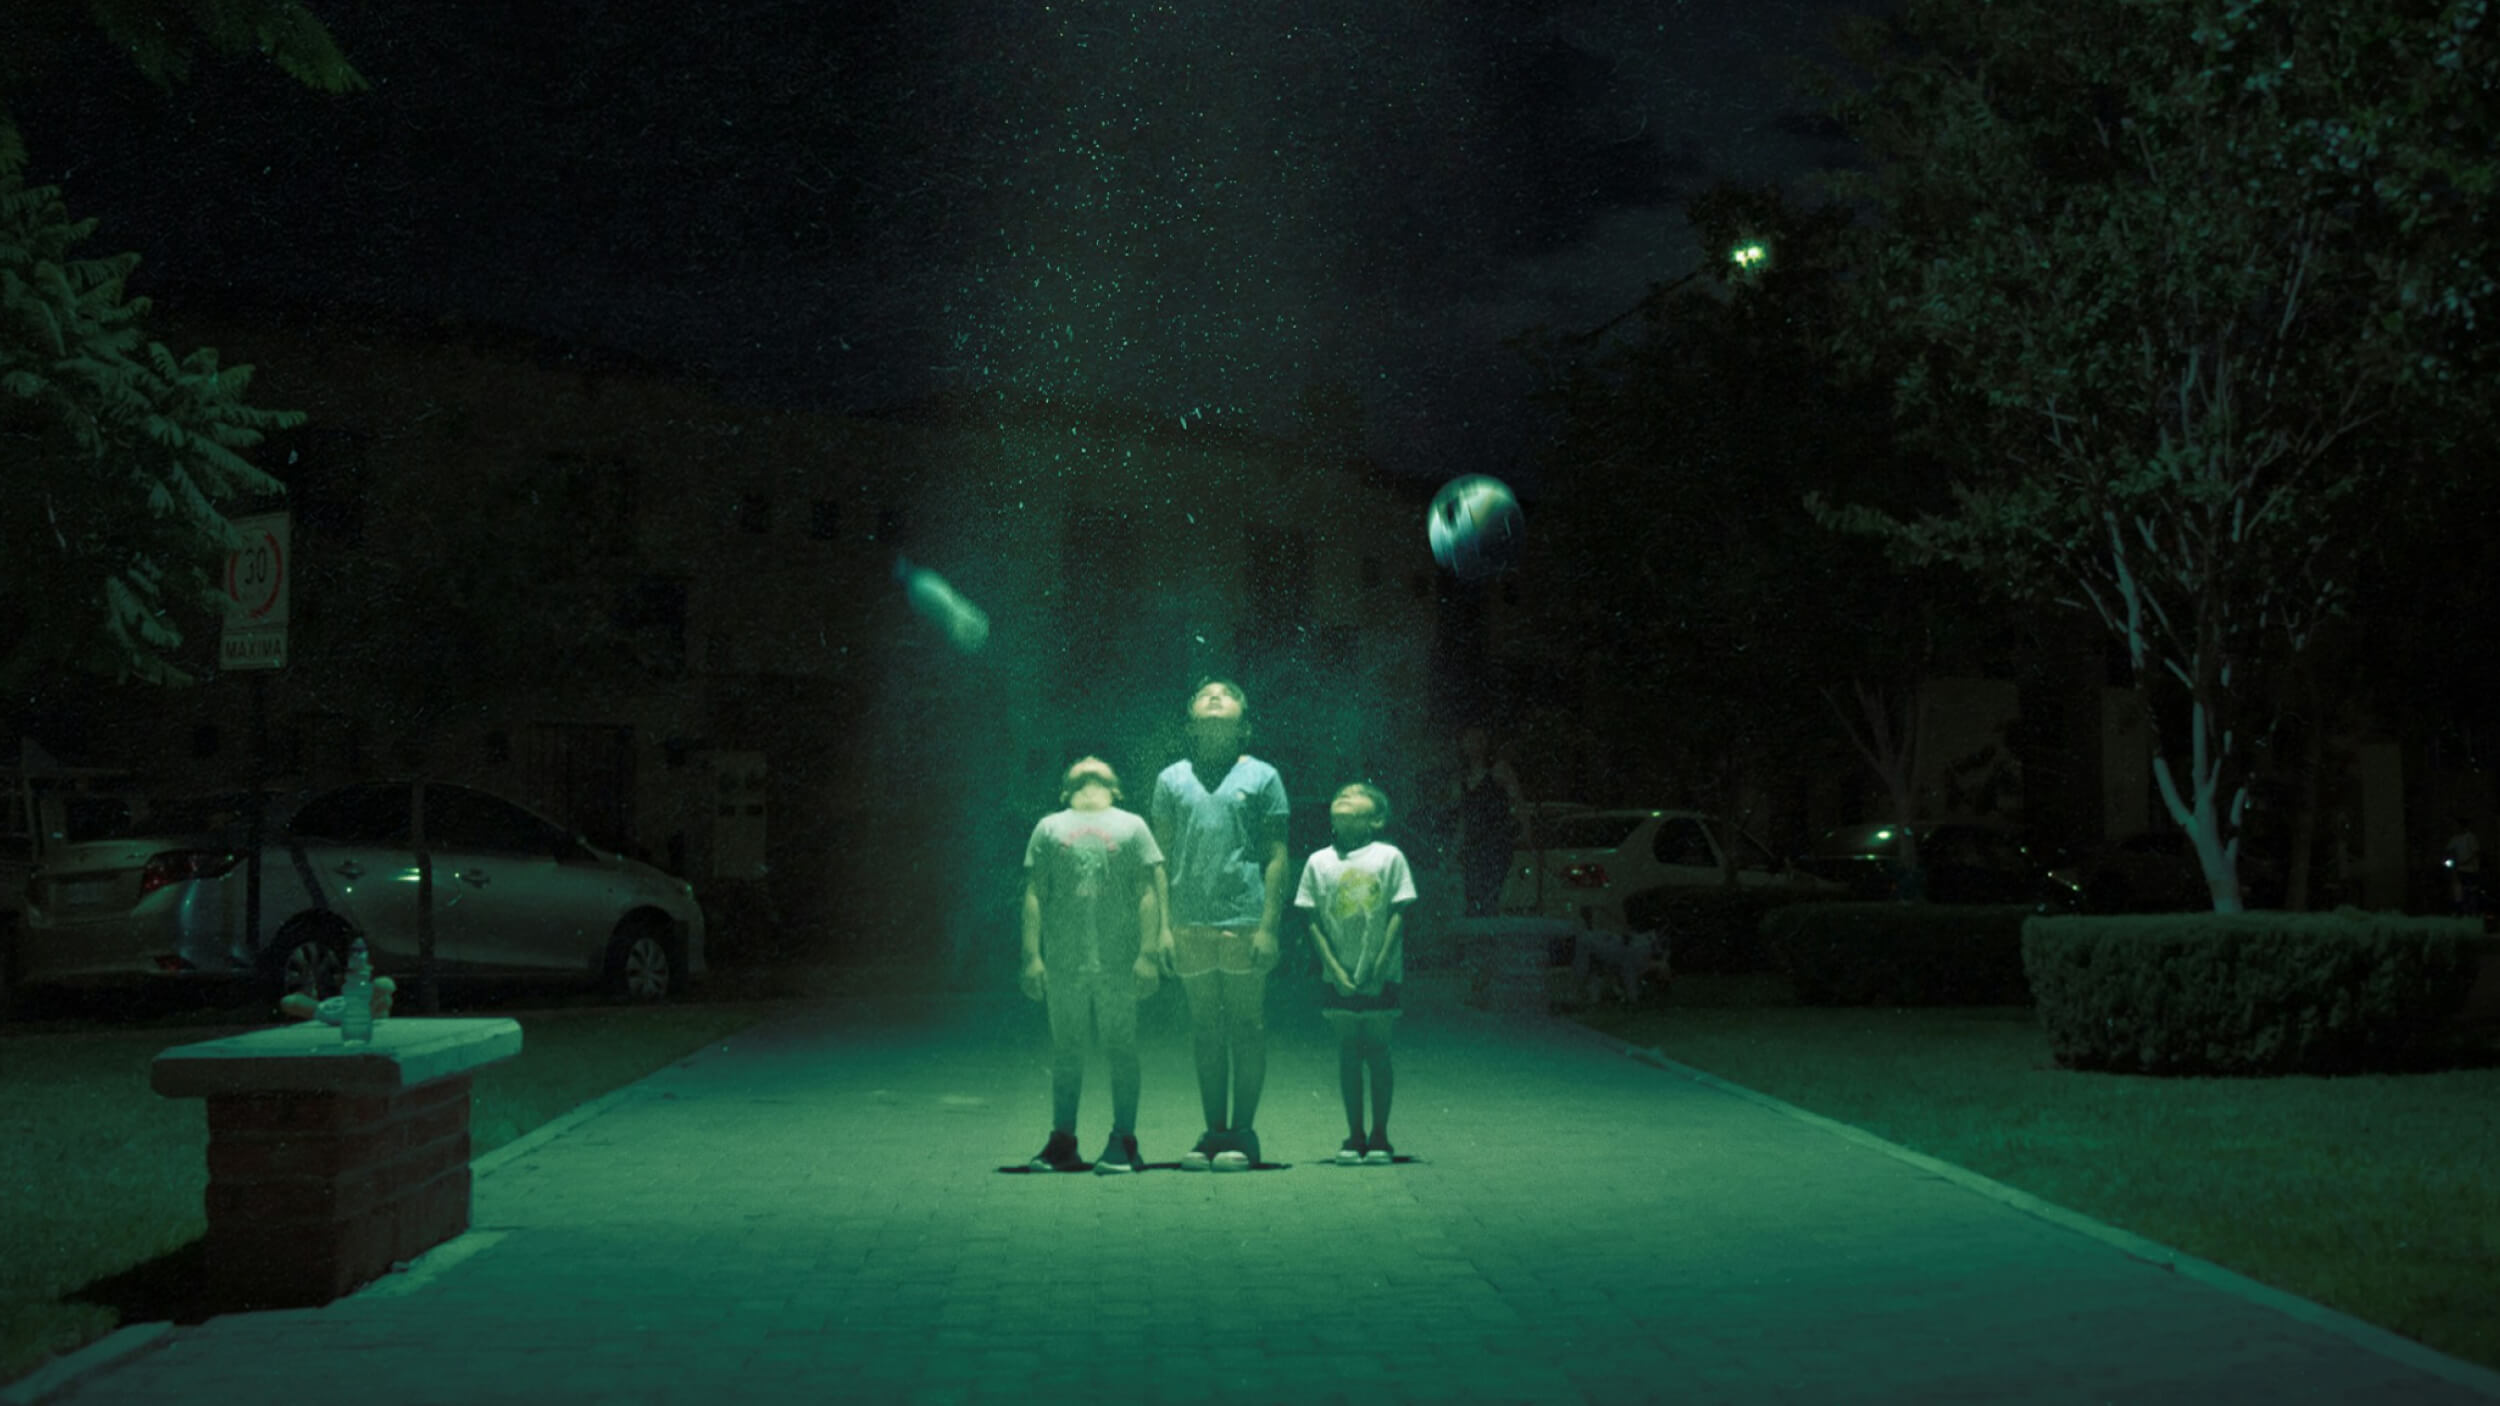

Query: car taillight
1562;863;1608;888
138;850;244;898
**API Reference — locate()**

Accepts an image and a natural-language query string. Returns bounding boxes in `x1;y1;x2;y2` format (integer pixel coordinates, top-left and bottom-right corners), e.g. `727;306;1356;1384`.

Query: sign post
223;512;291;1002
220;513;290;673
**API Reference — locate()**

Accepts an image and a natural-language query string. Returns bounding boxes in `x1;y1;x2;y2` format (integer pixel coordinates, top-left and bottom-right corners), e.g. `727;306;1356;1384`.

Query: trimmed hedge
2022;910;2487;1075
1621;885;1832;972
1761;901;2037;1005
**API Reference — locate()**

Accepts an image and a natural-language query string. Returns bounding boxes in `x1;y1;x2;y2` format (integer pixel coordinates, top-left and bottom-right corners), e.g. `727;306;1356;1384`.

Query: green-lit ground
1573;974;2500;1374
0;999;787;1385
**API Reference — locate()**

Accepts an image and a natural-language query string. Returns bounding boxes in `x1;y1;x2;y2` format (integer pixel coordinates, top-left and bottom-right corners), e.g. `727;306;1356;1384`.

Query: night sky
20;0;1872;484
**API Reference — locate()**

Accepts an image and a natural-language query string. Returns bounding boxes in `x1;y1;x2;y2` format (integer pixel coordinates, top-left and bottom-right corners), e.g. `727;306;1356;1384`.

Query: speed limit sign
220;512;291;670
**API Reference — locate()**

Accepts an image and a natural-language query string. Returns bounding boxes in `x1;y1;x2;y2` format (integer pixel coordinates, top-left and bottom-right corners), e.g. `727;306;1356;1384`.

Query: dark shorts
1320;981;1402;1015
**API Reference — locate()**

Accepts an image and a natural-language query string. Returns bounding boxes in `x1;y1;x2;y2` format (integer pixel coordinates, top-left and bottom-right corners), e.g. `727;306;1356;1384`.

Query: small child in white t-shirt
1295;782;1419;1166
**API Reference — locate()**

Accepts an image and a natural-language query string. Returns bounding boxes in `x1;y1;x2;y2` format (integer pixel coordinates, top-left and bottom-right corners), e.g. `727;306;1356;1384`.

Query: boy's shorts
1320;981;1402;1016
1170;925;1259;978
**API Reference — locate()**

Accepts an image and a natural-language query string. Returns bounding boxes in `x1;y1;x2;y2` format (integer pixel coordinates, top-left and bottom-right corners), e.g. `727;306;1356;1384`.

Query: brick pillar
199;1075;475;1309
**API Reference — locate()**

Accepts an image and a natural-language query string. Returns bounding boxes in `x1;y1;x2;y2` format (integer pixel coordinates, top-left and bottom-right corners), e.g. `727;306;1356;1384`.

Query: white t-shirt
1295;840;1418;992
1025;806;1163;973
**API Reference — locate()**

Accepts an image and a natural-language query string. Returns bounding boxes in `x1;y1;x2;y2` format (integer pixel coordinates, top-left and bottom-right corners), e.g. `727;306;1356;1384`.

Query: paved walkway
21;976;2500;1405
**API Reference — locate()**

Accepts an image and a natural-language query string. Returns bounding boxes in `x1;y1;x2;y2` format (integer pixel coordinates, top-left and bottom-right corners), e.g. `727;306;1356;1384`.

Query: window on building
810;499;843;541
615;574;689;677
734;493;774;535
555;453;636;556
1360;555;1383;588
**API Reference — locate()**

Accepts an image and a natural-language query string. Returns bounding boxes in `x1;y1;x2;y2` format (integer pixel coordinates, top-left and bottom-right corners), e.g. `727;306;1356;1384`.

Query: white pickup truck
1499;807;1836;933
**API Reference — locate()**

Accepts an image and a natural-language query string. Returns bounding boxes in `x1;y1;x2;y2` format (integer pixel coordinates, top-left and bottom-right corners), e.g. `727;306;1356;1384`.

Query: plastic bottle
340;938;374;1044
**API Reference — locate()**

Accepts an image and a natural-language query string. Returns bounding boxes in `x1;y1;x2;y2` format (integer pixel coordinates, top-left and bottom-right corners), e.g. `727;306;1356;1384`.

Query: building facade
47;304;1442;969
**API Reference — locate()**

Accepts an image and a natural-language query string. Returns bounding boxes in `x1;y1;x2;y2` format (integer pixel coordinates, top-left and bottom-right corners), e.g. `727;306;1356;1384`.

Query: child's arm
1134;865;1164;995
1307;914;1354;993
1018;878;1046;1001
1363;902;1411;990
1148;817;1177;968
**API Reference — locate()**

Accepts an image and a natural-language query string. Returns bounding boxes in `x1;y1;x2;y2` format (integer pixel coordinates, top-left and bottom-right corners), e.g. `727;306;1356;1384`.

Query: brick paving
27;975;2500;1405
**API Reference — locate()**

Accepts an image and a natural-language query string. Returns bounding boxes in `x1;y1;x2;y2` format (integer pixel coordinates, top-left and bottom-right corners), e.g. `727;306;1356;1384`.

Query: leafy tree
0;175;303;688
0;1;359;689
1786;0;2498;911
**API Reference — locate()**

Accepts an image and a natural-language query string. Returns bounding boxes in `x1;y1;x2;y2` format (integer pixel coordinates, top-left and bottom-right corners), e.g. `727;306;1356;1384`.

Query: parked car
2050;829;2280;912
1796;819;2079;909
19;779;706;1004
3;754;146;1015
1499;808;1836;933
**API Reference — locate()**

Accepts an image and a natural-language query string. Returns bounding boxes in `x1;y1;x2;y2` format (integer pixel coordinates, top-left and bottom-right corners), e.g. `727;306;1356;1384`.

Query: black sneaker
1095;1132;1141;1175
1362;1137;1394;1166
1027;1130;1086;1172
1336;1135;1365;1165
1180;1131;1220;1171
1213;1127;1259;1171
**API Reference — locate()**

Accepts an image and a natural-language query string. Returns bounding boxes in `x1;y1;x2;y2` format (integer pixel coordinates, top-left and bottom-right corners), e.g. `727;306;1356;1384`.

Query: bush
2022;910;2487;1075
1761;901;2036;1005
1623;885;1830;972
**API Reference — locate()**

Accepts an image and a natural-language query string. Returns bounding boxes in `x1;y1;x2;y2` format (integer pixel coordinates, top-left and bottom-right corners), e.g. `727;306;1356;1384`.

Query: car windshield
1544;815;1646;850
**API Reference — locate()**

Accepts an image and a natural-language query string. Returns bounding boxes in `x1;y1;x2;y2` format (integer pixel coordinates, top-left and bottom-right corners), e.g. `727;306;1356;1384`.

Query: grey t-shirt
1150;755;1288;929
1025;806;1163;973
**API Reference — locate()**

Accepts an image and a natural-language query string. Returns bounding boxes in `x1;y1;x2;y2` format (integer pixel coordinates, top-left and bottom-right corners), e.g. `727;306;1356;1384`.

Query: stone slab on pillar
153;1018;523;1311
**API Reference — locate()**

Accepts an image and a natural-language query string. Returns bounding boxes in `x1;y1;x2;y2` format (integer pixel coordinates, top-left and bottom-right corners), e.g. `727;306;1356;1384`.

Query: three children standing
1019;679;1419;1173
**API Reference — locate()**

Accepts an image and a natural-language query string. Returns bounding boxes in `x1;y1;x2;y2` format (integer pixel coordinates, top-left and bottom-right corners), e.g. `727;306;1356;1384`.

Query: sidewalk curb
1573;1020;2500;1401
0;1325;173;1406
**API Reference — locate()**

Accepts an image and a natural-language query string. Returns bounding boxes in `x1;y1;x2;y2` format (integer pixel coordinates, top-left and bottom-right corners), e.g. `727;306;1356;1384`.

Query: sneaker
1213;1128;1259;1172
1362;1137;1394;1166
1027;1130;1086;1173
1094;1132;1141;1175
1179;1131;1220;1172
1336;1136;1365;1165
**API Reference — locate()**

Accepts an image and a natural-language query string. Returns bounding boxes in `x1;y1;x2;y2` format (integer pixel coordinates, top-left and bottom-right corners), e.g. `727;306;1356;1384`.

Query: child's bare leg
1044;975;1087;1134
1101;990;1142;1134
1327;1012;1365;1136
1180;971;1231;1130
1219;968;1268;1131
1362;1014;1396;1145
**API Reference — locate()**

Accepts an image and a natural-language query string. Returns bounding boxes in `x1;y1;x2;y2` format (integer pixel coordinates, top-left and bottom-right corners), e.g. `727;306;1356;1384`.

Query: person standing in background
1449;726;1524;917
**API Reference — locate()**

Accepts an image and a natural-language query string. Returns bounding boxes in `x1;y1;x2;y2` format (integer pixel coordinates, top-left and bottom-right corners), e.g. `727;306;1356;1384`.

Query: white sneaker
1180;1132;1218;1171
1212;1129;1258;1171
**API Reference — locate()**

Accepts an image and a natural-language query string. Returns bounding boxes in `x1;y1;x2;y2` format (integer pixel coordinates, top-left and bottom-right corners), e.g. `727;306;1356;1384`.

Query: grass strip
0;1001;784;1386
1575;981;2500;1373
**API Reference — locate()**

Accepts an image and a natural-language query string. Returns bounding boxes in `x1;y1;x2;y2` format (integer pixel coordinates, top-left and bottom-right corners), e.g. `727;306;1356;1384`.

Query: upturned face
1065;757;1118;810
1329;792;1382;851
1187;683;1245;753
1188;683;1243;725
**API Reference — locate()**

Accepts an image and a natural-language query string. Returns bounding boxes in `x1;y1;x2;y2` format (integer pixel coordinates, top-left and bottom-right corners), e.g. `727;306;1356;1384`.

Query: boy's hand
1019;958;1047;1002
1131;954;1161;1000
1250;926;1279;974
1325;960;1356;995
1156;929;1177;973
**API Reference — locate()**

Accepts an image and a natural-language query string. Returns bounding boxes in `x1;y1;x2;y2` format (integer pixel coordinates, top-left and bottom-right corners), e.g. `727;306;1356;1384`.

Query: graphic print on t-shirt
1329;866;1382;924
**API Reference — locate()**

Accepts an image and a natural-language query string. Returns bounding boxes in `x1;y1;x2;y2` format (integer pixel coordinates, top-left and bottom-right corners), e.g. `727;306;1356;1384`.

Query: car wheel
605;917;677;1003
266;920;350;1004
